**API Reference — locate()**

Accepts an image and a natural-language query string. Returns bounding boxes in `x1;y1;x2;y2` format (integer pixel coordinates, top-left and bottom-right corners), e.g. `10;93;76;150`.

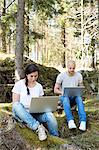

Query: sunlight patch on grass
0;52;14;60
84;99;99;104
0;103;12;115
0;103;12;107
54;111;65;118
0;109;12;115
85;107;99;112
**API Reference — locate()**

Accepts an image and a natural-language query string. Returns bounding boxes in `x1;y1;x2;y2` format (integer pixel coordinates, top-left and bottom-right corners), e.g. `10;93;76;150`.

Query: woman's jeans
60;96;86;123
12;102;59;136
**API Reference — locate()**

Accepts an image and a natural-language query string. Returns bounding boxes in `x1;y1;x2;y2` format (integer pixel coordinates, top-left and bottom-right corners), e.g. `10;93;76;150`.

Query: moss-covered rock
81;70;98;92
0;57;98;102
0;57;59;102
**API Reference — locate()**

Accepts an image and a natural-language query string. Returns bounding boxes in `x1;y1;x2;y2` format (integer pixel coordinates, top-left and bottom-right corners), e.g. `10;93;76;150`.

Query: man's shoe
79;121;86;131
68;120;77;129
36;124;47;141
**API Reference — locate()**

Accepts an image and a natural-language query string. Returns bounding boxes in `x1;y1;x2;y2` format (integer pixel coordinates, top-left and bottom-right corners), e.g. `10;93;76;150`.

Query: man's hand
54;83;63;95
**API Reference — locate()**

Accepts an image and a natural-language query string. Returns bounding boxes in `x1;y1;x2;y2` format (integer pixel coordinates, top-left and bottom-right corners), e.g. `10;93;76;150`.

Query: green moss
0;99;99;149
16;125;68;149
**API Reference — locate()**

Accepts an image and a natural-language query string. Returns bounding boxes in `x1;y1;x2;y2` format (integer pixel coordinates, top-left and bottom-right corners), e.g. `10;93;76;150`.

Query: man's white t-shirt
56;72;83;92
12;79;44;109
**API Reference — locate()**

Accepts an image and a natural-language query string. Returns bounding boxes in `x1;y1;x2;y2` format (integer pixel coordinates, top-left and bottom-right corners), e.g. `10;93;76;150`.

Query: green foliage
31;0;58;19
75;49;82;59
0;57;15;68
30;31;44;40
74;31;81;37
0;1;17;32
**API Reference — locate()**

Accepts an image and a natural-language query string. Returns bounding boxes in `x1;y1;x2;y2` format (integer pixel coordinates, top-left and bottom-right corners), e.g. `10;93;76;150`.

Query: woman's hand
12;93;20;104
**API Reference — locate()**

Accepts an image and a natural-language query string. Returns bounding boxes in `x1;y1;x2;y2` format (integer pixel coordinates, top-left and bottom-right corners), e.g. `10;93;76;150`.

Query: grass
16;99;99;149
16;125;69;149
0;99;99;149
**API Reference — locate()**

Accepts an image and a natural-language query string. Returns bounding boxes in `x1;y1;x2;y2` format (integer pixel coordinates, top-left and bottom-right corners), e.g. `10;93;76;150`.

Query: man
54;60;86;131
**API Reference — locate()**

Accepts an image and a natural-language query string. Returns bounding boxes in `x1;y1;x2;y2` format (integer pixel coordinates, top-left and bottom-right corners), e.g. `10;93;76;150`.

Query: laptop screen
29;96;59;113
63;87;85;96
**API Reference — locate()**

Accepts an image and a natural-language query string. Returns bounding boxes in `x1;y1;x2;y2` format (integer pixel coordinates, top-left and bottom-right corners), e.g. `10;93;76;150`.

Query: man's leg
34;112;59;136
60;96;76;129
12;102;39;130
60;96;74;121
75;96;86;122
75;96;87;131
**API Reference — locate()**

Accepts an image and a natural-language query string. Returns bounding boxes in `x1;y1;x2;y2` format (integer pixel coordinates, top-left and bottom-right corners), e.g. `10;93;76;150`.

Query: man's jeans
12;102;59;136
60;96;86;122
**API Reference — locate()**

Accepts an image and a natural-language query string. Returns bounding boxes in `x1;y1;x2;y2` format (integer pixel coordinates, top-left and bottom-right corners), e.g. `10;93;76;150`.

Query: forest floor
0;98;99;150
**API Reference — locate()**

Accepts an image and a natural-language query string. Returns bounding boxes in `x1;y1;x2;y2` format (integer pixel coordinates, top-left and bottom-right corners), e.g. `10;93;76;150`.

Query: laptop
29;96;59;113
63;86;85;96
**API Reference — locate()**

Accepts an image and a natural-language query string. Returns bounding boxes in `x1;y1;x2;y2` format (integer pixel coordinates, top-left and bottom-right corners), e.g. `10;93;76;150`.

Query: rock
0;57;98;102
0;57;59;102
0;113;33;150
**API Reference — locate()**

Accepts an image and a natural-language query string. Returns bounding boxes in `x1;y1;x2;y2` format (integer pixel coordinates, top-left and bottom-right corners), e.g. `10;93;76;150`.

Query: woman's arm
12;93;20;104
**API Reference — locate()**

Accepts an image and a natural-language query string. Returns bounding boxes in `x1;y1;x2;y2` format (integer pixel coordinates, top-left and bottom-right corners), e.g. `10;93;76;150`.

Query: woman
12;64;59;141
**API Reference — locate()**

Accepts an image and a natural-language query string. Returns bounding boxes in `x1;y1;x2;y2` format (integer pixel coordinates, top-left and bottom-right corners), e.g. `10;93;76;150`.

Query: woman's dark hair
25;64;39;95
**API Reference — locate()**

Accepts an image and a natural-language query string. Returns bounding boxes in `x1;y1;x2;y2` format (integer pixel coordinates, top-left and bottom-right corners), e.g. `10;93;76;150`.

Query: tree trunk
91;38;95;69
61;23;66;68
25;0;29;56
15;0;25;80
92;49;95;68
1;0;6;52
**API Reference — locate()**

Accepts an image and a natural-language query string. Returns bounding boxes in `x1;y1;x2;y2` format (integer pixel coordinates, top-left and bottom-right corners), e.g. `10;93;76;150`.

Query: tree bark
1;0;6;52
25;0;29;56
61;22;66;68
15;0;25;80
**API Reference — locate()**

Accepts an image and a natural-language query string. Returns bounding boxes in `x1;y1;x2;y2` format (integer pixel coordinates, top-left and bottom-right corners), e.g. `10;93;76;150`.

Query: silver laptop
29;96;59;113
63;87;85;96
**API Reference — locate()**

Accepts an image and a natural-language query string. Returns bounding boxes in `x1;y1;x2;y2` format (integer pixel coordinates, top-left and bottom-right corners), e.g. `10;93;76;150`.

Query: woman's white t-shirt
12;79;44;109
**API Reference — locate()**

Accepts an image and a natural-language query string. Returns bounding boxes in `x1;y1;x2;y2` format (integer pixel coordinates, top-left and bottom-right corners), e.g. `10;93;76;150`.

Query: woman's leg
12;102;39;130
34;112;59;136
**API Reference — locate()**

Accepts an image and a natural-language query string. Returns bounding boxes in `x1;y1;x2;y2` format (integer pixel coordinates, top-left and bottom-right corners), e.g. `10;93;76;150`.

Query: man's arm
79;82;84;86
78;73;84;86
54;83;63;95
